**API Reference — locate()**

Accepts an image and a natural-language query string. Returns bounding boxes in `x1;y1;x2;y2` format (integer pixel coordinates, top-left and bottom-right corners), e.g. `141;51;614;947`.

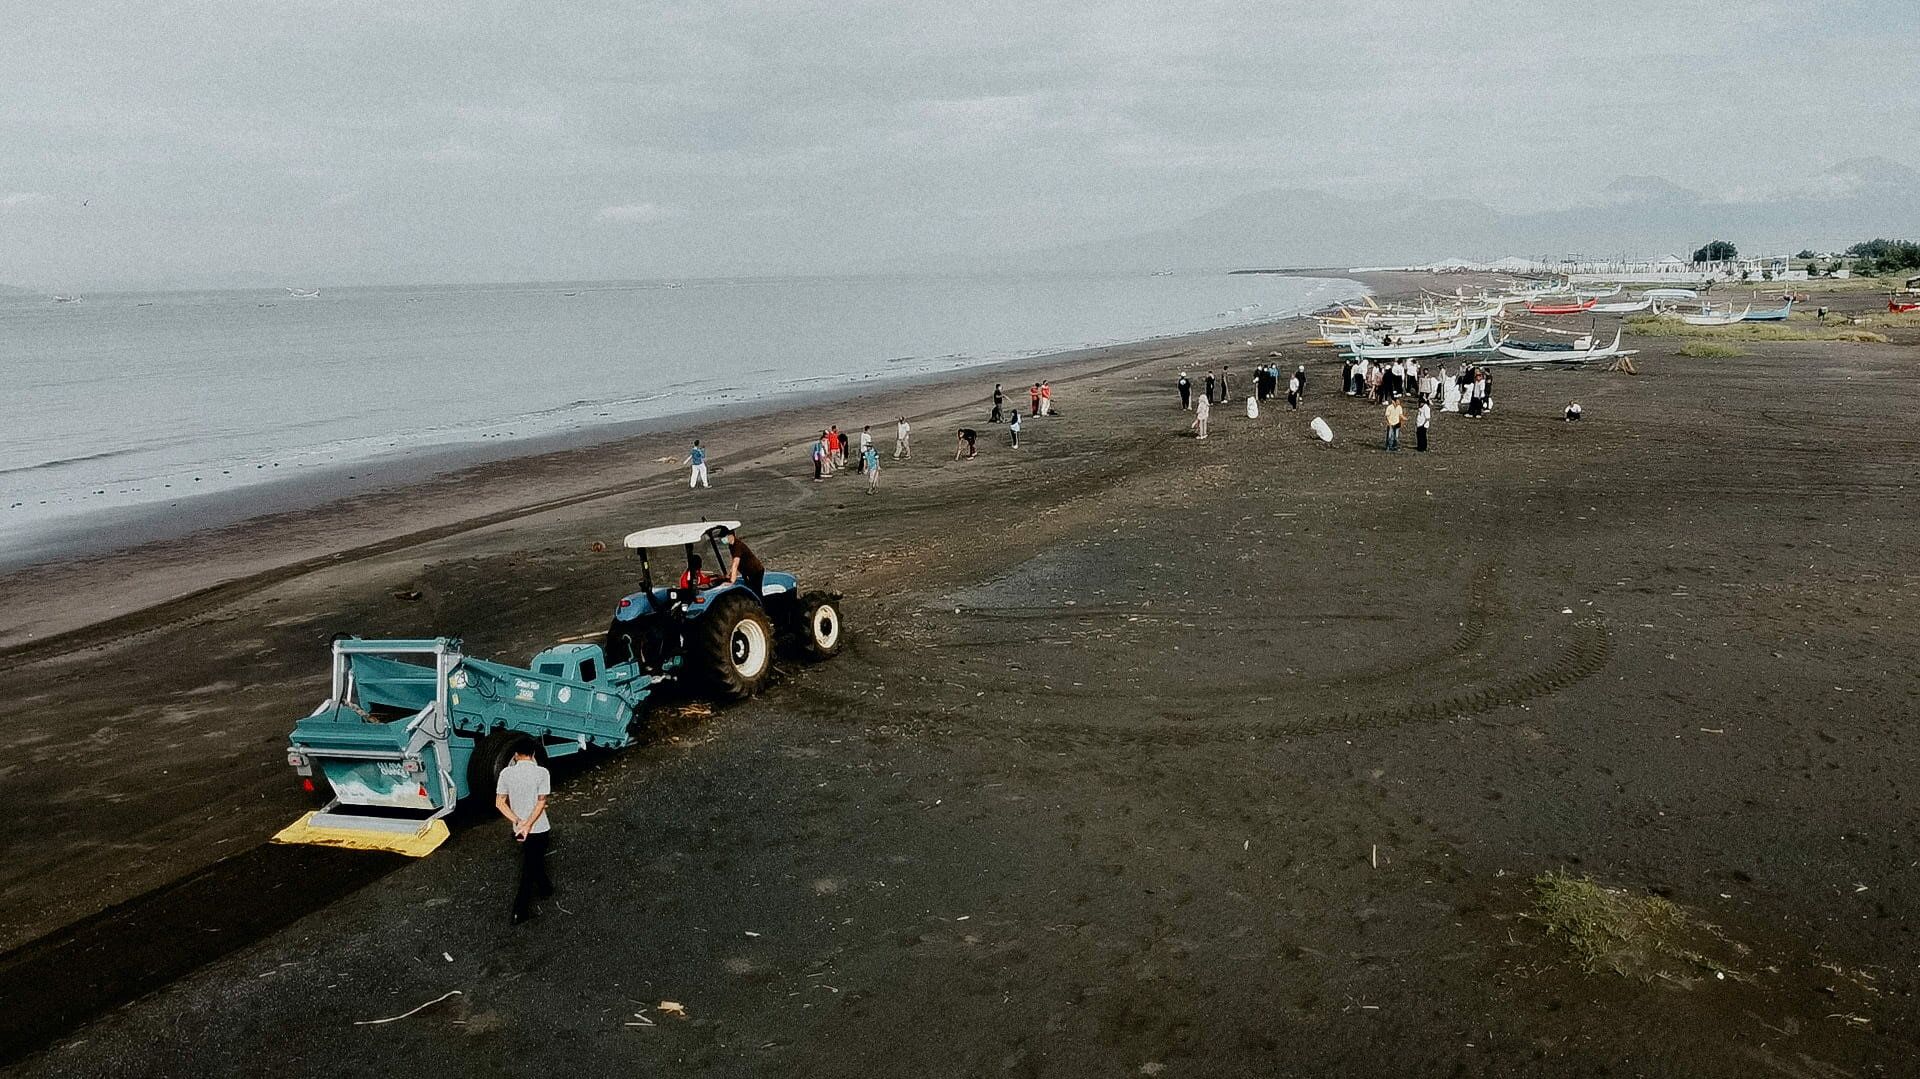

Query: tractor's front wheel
793;591;845;660
692;593;775;700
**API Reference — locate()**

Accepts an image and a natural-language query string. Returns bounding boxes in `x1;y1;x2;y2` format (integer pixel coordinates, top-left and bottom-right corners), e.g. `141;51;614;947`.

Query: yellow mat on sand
271;812;450;857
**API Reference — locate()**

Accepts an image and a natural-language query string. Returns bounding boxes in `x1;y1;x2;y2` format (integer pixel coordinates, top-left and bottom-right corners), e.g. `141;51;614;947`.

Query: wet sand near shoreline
3;277;1917;1075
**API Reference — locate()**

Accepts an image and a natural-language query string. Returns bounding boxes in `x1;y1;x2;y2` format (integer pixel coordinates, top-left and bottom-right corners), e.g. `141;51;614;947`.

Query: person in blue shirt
863;444;880;494
684;440;709;488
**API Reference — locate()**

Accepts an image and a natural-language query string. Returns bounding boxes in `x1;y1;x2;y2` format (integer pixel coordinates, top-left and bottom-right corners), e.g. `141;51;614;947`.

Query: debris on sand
353;989;462;1026
1526;871;1745;984
658;1000;688;1017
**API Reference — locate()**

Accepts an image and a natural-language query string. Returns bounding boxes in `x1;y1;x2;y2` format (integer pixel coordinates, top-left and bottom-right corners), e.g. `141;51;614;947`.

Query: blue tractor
602;520;844;700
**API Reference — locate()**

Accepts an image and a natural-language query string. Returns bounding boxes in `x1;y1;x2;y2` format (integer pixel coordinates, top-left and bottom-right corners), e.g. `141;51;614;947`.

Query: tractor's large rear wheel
692;593;775;700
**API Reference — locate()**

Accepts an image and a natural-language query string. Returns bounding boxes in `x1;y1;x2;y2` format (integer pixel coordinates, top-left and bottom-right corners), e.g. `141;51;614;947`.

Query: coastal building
1555;253;1804;284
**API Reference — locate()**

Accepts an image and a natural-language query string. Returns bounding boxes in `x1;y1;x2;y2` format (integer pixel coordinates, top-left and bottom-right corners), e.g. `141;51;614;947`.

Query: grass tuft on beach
1678;341;1747;358
1627;315;1887;343
1527;871;1747;985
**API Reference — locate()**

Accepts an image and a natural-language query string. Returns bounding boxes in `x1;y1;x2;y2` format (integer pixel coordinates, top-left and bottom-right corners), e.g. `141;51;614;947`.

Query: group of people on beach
1341;357;1496;420
807;424;883;492
960;380;1058;459
682;378;1062;496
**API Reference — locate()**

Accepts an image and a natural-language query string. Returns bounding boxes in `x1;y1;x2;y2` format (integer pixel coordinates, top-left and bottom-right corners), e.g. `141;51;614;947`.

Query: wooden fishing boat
1891;298;1920;314
1590;297;1654;314
1347;320;1494;360
1679;304;1749;326
1643;288;1698;300
1741;300;1793;322
1488;327;1634;365
1525;298;1597;315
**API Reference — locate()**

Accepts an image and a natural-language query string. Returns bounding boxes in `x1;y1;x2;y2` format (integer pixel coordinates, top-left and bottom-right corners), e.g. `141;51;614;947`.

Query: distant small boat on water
285;287;320;299
51;294;80;303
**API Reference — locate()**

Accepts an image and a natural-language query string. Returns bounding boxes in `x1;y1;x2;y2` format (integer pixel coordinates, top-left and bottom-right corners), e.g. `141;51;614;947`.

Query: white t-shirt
897;421;910;439
499;758;552;834
860;432;872;452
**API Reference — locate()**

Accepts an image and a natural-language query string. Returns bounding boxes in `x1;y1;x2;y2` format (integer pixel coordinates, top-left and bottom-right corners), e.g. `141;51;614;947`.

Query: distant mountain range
1010;157;1920;272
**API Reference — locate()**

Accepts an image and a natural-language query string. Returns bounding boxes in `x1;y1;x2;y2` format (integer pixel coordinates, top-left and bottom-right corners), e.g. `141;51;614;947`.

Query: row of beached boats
1314;279;1825;366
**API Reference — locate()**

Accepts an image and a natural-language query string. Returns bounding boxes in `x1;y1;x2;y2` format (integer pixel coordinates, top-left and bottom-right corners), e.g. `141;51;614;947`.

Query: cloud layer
0;1;1913;287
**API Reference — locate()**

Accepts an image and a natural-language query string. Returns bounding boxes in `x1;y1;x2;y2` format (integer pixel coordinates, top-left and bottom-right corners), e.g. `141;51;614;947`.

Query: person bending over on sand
723;529;765;595
894;417;911;459
956;427;978;459
1565;401;1582;422
1191;394;1211;440
1178;372;1191;410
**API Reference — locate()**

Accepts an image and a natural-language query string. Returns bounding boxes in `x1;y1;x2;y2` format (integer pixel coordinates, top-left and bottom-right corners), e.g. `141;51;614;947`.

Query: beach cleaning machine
275;636;654;856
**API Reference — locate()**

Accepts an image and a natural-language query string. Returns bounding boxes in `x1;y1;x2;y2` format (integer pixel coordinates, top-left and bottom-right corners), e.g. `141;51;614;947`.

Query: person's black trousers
515;832;554;918
1416;426;1428;452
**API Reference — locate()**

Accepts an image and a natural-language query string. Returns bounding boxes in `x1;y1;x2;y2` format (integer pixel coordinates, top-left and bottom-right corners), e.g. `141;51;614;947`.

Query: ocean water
0;272;1358;554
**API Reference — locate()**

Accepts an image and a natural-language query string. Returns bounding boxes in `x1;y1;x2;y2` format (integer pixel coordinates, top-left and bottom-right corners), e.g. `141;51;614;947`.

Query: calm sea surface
1;272;1358;554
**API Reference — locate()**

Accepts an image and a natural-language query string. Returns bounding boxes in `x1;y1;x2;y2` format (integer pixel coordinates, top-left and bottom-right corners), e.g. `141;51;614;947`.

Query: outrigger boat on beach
1644;288;1699;301
1680;303;1750;326
1892;298;1920;314
1525;298;1597;315
1741;300;1793;322
1590;296;1655;314
1488;326;1636;366
1346;319;1495;360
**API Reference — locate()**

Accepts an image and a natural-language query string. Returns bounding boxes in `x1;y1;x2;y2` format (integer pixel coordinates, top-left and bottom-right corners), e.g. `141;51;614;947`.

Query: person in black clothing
723;529;765;596
1295;364;1307;400
1219;369;1231;403
1203;373;1216;404
1178;372;1191;410
990;383;1004;423
955;427;978;459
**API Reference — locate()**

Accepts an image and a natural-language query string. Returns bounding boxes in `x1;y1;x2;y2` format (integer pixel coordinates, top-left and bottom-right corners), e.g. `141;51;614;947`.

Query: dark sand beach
2;274;1916;1075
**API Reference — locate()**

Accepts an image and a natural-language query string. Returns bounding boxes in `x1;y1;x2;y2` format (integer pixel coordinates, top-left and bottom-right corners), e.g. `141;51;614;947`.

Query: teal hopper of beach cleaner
275;636;654;856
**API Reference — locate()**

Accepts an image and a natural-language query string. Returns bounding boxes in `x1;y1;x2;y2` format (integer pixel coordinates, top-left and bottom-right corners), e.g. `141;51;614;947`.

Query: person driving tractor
679;553;718;591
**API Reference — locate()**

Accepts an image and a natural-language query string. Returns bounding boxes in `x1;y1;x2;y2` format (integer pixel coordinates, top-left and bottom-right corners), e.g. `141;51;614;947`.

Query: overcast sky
1;0;1913;287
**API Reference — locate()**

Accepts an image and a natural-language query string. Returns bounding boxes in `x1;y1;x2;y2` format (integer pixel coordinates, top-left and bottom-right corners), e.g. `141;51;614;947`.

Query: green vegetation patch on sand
1527;871;1748;985
1679;341;1747;358
1627;315;1887;343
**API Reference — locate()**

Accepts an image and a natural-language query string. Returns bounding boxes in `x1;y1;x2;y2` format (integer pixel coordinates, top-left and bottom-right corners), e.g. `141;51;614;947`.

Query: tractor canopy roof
622;520;741;550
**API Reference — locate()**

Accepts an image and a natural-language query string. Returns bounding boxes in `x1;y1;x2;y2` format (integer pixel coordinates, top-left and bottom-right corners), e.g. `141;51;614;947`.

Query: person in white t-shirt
496;747;553;924
893;418;912;459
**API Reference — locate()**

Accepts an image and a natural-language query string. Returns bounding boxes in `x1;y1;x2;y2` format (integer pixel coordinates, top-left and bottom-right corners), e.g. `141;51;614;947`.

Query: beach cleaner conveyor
275;636;655;857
